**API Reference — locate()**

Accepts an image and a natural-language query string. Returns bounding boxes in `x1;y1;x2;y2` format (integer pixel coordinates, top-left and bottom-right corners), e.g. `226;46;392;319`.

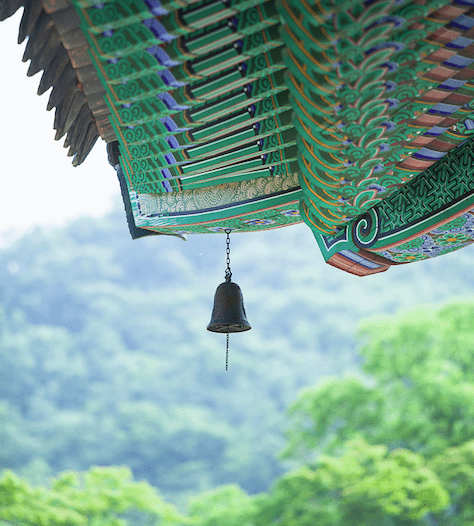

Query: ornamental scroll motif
314;137;474;273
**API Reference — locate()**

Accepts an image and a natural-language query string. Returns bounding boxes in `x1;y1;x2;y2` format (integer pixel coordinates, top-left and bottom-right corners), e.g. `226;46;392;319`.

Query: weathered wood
41;0;71;15
96;124;116;141
68;44;92;68
76;64;100;86
84;90;107;110
64;104;92;148
5;0;104;164
27;29;62;77
63;90;87;135
0;0;25;22
50;6;81;35
71;124;100;165
18;0;42;43
61;27;87;50
22;11;54;62
91;101;117;141
89;101;109;117
37;46;69;94
54;85;81;138
47;64;77;110
101;129;117;143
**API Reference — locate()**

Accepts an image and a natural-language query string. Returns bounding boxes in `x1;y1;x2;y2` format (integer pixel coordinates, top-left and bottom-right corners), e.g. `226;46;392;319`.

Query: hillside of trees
0;206;474;511
3;299;474;524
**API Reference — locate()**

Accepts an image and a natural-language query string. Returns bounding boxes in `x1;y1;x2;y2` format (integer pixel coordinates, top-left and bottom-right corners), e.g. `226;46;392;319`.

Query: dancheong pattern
8;0;474;274
377;213;474;262
70;0;304;234
314;136;474;275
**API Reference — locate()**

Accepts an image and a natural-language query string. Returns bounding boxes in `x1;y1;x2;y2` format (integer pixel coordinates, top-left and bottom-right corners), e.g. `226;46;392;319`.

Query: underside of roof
1;0;112;165
4;0;474;275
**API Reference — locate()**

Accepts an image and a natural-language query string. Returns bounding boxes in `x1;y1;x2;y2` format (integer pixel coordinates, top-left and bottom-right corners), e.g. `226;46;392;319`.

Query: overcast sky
0;10;120;244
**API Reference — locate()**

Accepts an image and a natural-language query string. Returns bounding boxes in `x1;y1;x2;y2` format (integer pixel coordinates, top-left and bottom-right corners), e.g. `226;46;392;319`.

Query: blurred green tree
0;466;186;526
430;439;474;524
254;439;448;526
273;301;474;524
4;301;474;525
284;302;474;461
187;484;259;526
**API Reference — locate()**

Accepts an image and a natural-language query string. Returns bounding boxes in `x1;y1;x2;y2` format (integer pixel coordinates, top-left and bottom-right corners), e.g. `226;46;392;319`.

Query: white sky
0;10;120;244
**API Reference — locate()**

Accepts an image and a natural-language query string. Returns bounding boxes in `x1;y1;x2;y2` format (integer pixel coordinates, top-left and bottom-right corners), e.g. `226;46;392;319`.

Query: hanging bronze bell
207;281;251;333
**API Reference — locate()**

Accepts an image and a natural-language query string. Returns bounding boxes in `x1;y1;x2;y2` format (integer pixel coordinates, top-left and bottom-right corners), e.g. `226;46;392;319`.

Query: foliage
182;302;474;525
284;302;474;461
3;294;474;524
255;439;448;526
0;466;185;526
430;439;474;524
187;485;258;526
1;208;474;504
274;300;474;524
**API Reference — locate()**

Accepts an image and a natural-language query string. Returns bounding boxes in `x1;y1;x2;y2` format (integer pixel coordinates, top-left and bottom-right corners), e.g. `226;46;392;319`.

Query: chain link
225;229;232;282
225;230;231;370
226;333;229;371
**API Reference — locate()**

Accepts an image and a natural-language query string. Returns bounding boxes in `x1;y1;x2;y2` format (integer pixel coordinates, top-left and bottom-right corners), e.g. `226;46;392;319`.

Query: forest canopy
2;299;474;524
1;209;474;523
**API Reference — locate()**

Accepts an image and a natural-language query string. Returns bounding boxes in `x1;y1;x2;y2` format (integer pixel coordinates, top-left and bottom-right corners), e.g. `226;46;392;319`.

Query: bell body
207;281;251;333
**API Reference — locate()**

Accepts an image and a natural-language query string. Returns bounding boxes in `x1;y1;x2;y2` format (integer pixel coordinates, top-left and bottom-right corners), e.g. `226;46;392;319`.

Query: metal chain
224;229;232;371
226;333;229;371
225;229;232;282
225;229;231;370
